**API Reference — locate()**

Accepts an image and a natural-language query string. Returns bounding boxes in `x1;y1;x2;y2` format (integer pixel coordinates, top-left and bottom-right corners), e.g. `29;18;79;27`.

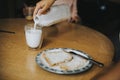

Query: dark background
0;0;39;18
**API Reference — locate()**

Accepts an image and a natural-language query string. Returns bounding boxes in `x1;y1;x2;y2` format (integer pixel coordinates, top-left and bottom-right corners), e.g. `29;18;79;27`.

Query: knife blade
0;30;15;34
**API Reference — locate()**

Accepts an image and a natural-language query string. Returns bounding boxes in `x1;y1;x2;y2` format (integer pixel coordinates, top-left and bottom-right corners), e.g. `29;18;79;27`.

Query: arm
70;0;80;23
72;0;77;17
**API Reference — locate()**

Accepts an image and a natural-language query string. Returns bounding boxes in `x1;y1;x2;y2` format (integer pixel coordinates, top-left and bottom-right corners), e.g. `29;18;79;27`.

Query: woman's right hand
33;0;56;18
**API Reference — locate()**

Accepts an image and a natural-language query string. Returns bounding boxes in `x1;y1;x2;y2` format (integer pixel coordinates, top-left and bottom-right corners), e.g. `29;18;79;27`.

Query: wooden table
0;19;114;80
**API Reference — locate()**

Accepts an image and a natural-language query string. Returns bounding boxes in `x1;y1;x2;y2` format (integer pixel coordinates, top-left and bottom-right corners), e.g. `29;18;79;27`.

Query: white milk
33;5;71;27
25;28;42;48
34;22;37;29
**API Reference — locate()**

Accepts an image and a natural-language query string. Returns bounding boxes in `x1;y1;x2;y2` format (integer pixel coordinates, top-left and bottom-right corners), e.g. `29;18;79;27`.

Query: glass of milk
25;24;43;49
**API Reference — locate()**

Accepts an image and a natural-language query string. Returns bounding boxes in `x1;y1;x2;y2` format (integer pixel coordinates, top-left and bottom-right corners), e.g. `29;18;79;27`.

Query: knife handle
89;59;104;67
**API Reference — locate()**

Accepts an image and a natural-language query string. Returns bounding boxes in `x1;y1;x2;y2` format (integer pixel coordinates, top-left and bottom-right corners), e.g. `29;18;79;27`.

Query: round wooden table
0;19;114;80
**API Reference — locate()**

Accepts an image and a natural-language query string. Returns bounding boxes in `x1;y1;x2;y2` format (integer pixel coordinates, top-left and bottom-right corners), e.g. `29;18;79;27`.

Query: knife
63;50;104;68
0;30;15;34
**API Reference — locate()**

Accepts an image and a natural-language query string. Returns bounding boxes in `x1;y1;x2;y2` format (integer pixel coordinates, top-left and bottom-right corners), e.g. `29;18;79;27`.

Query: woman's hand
33;0;56;18
69;15;81;23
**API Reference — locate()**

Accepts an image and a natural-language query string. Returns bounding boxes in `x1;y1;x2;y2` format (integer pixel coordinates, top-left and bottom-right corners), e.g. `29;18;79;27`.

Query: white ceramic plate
35;48;93;74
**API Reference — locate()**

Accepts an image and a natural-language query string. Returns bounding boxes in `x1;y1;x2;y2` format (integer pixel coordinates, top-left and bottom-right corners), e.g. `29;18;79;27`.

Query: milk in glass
25;23;43;49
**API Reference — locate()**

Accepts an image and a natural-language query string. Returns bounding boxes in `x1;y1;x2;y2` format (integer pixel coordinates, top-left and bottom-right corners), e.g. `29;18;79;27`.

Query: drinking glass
23;6;34;20
24;24;43;49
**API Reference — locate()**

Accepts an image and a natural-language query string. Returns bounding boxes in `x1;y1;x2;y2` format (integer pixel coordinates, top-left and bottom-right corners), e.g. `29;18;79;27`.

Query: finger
39;4;50;14
33;2;42;18
33;7;39;18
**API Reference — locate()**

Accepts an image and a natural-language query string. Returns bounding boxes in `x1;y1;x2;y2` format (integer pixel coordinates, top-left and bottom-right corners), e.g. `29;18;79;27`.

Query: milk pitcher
34;4;71;27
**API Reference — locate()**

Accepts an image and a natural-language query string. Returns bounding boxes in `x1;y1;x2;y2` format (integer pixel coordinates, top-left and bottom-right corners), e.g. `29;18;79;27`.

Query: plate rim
35;48;93;74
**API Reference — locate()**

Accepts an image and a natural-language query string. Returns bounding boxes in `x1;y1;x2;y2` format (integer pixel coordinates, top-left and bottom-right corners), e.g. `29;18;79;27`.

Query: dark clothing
77;0;120;62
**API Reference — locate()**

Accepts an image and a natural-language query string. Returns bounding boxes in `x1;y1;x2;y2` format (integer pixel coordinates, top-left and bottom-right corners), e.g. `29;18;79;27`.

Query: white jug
34;4;71;27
